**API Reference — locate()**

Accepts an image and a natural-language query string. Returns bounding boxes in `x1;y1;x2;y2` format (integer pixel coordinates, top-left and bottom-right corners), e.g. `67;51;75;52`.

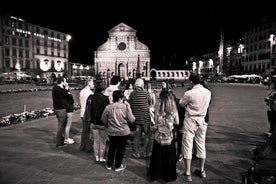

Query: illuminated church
94;23;150;80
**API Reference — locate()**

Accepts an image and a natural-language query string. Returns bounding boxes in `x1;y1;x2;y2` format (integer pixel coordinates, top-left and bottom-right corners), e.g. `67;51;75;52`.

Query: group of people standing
51;73;211;182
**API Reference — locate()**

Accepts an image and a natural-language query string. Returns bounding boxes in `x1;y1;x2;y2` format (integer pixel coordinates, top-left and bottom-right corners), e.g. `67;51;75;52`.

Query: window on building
19;39;23;47
44;40;47;47
25;40;29;47
36;39;40;45
44;49;48;55
36;27;40;33
11;21;15;27
5;48;10;56
51;51;54;56
37;48;40;54
4;19;9;26
57;52;60;57
19;49;23;57
43;30;48;35
5;36;9;44
12;48;17;56
25;50;29;58
12;59;17;68
5;58;10;68
25;59;30;69
12;38;16;45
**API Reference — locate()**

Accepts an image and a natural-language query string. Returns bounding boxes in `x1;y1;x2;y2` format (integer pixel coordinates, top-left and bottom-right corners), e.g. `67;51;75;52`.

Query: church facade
94;23;150;80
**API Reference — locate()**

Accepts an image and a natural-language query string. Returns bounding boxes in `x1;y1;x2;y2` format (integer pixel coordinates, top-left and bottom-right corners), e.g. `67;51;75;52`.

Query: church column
126;60;129;79
146;61;149;77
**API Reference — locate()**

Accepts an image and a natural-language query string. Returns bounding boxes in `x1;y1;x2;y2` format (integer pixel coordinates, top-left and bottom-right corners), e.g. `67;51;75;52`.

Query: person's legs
184;158;192;175
133;125;142;157
107;136;116;168
80;120;91;151
65;112;73;139
114;135;129;168
99;129;108;161
182;118;196;179
54;109;67;146
92;128;100;161
194;122;208;178
267;110;274;133
143;123;152;157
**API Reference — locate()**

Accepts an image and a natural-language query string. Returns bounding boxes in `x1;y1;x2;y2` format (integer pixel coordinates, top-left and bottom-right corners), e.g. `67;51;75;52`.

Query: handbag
128;122;137;131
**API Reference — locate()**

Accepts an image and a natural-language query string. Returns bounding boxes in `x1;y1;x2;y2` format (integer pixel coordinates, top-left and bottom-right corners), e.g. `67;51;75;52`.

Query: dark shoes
56;143;66;147
183;173;192;182
194;170;207;178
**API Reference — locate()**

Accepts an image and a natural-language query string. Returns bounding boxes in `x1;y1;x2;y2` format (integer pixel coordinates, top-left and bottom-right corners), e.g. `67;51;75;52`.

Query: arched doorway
118;63;126;78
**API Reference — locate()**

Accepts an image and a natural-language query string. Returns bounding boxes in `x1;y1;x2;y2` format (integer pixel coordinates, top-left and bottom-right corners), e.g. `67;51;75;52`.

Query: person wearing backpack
147;90;179;182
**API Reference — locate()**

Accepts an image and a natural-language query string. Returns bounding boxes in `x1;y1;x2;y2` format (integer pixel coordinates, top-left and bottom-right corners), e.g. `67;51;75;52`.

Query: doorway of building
118;63;126;79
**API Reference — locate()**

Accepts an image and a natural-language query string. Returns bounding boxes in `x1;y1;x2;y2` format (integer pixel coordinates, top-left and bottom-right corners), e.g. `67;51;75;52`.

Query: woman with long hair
148;90;179;182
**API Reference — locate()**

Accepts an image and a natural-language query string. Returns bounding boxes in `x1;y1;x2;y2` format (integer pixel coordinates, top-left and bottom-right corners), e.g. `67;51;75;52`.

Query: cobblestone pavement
0;83;270;184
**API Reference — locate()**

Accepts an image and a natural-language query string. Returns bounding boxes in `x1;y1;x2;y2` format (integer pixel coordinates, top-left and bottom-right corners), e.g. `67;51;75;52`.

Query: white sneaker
99;157;106;162
64;138;75;144
115;164;126;172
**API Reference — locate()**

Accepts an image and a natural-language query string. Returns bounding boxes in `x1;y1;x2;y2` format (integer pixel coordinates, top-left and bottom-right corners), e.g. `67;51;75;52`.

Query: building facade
189;18;276;78
239;19;276;76
94;23;150;80
0;15;70;79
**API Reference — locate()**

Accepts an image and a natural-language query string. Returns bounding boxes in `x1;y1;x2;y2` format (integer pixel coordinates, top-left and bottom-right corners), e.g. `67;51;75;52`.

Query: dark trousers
174;125;182;156
80;119;92;151
54;109;67;145
107;135;129;168
267;110;276;133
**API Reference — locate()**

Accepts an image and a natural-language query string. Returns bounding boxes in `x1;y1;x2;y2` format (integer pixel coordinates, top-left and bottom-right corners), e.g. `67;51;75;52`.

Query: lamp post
86;65;89;78
269;34;275;77
66;35;71;76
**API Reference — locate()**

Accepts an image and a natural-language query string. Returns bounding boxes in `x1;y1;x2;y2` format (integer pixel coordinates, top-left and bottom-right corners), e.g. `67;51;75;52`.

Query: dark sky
1;0;274;69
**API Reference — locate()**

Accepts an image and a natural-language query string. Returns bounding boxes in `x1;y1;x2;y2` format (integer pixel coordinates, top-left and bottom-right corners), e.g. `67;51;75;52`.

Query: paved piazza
0;83;270;183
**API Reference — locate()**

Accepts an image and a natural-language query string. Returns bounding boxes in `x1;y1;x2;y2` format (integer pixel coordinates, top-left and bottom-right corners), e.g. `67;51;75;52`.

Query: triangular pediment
108;22;137;33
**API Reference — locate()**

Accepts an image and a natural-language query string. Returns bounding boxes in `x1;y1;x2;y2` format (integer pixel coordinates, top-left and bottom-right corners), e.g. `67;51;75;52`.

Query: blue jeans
54;109;67;145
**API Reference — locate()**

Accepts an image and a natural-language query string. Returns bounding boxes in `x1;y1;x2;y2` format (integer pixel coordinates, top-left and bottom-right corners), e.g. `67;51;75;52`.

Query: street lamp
269;34;275;77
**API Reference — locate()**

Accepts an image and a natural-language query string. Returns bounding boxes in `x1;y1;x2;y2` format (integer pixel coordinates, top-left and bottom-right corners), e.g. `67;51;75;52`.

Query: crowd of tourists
51;74;211;182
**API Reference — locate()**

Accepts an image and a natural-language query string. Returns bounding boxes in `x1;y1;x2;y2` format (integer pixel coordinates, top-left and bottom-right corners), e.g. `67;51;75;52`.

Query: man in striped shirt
129;78;152;158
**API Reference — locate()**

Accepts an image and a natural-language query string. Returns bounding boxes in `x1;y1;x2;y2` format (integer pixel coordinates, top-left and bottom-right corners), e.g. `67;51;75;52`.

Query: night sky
1;0;274;69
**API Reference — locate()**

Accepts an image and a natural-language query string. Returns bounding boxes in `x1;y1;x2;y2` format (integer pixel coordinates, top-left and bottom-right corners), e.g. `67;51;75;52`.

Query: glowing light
86;66;89;70
40;60;51;71
55;61;64;71
15;62;21;71
66;35;71;42
208;59;213;68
